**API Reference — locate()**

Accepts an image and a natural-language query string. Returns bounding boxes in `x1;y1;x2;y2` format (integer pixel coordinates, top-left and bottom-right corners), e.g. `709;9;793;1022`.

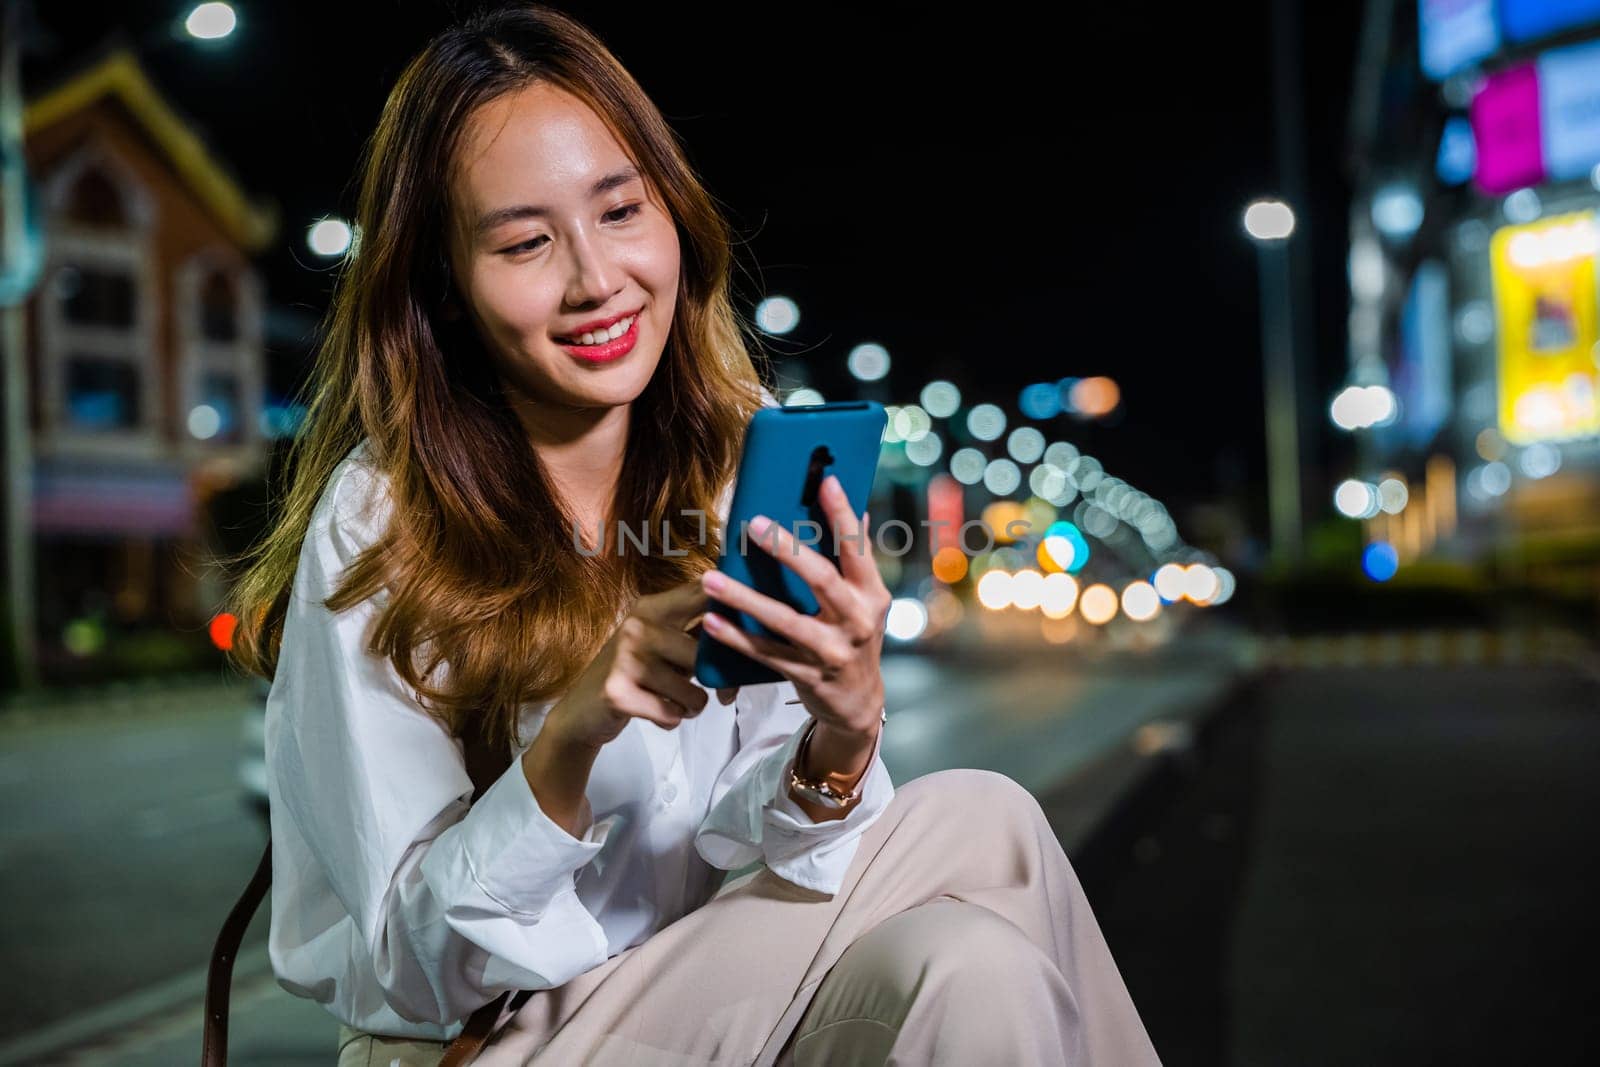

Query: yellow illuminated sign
1489;211;1600;444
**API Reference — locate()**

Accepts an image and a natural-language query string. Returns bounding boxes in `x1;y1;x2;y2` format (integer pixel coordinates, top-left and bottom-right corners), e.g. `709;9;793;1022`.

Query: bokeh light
977;569;1014;610
983;458;1022;496
967;403;1007;441
1377;477;1409;514
1010;569;1045;611
932;546;969;584
885;598;929;641
755;296;800;335
921;380;961;418
187;404;221;440
1335;479;1380;519
1183;564;1220;603
1068;377;1120;418
210;612;238;651
1079;584;1119;625
847;342;890;382
1519;443;1561;479
185;2;237;39
784;388;825;406
1329;385;1398;430
1153;562;1188;602
1362;542;1399;582
1019;382;1062;419
307;216;353;257
1121;581;1161;622
950;447;987;485
1243;198;1296;240
1006;427;1046;464
904;432;943;467
982;500;1028;543
1033;522;1082;575
892;404;932;442
1040;572;1080;619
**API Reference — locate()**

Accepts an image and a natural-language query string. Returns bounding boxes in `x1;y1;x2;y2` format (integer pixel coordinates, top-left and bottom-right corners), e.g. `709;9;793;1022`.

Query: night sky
23;1;1366;546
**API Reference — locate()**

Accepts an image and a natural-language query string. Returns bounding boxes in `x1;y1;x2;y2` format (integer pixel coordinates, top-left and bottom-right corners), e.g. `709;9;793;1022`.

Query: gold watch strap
790;715;883;805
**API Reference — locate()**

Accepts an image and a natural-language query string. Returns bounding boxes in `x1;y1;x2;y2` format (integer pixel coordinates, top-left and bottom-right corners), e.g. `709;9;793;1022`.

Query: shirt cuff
696;712;894;896
420;754;612;922
768;714;886;829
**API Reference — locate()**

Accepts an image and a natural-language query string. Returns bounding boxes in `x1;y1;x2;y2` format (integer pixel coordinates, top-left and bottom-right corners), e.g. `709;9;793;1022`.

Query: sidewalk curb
1042;666;1263;861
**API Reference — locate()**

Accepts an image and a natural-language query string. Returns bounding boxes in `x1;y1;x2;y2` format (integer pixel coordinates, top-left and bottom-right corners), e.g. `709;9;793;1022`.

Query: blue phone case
694;400;887;690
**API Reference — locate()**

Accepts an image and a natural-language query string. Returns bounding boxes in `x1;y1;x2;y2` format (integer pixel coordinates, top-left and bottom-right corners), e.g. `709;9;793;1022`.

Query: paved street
0;632;1248;1065
1080;660;1600;1066
0;678;267;1044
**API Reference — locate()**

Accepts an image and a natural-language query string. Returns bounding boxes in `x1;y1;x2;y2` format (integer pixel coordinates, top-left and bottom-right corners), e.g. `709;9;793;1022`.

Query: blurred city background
1;1;1597;1064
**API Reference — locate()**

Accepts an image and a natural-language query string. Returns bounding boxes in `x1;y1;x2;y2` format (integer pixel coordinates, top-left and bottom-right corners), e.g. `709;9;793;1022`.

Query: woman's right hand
546;579;718;751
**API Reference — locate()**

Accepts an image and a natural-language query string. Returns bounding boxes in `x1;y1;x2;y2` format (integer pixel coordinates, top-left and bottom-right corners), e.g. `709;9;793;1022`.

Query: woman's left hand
699;474;890;739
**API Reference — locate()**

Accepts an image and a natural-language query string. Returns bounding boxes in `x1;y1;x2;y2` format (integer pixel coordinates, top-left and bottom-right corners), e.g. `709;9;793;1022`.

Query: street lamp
1243;197;1303;570
184;2;238;40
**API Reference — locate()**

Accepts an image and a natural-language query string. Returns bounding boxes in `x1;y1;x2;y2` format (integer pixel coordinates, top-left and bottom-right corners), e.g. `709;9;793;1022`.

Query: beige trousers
336;768;1160;1066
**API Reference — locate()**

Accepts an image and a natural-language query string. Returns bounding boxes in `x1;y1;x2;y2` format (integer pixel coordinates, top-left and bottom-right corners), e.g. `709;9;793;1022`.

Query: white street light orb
1334;479;1380;519
1243;199;1296;241
755;296;800;335
1330;384;1398;431
307;217;354;257
848;343;890;382
1371;183;1424;241
1122;581;1162;622
783;388;825;407
967;403;1006;441
1153;562;1188;602
185;2;237;39
188;403;221;440
977;570;1014;611
886;598;929;641
1183;564;1220;604
921;380;961;418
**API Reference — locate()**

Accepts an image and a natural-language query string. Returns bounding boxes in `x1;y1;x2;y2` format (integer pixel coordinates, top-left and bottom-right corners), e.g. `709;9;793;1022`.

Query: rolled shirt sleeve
692;681;894;895
266;452;613;1035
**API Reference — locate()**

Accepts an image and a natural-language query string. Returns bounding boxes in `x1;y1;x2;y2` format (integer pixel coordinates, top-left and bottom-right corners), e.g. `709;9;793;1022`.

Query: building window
56;265;136;328
65;168;128;228
200;271;238;343
65;354;141;431
189;370;242;443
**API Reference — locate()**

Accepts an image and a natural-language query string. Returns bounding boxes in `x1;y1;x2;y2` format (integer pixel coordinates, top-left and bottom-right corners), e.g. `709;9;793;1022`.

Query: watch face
792;778;859;809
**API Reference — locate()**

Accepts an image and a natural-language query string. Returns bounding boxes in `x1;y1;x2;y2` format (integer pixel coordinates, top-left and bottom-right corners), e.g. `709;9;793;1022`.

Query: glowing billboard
1489;212;1600;444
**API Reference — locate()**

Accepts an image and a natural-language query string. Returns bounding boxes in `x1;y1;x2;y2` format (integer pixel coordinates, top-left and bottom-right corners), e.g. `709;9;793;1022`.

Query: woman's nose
564;232;622;308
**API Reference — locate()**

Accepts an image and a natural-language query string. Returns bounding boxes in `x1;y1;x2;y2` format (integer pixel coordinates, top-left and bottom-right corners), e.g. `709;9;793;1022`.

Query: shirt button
661;783;678;805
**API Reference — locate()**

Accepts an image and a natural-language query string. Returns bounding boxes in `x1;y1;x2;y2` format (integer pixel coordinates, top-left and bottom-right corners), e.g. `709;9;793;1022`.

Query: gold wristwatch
788;709;887;811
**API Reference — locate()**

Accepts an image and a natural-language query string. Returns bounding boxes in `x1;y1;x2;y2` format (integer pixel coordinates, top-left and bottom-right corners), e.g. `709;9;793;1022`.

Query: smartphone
693;400;887;689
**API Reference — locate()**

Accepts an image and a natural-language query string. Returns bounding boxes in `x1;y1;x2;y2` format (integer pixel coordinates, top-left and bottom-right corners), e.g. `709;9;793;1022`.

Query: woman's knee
898;767;1047;834
796;900;1082;1066
817;898;1053;1008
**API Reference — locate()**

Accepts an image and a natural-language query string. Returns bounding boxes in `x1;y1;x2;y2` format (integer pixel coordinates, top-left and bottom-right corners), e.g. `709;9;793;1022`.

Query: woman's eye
502;235;548;256
499;205;638;255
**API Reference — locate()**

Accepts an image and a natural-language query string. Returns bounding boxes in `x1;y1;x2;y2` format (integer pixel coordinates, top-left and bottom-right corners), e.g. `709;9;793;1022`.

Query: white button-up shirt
265;437;893;1040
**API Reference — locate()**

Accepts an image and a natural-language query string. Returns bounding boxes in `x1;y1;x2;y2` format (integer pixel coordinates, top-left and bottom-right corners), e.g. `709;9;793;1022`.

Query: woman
228;4;1160;1064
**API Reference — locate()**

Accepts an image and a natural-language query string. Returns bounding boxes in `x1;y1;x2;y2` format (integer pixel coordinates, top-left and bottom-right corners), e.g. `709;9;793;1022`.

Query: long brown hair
227;3;771;754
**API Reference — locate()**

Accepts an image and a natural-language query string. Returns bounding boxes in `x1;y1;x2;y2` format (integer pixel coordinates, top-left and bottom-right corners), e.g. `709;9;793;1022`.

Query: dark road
1082;661;1600;1066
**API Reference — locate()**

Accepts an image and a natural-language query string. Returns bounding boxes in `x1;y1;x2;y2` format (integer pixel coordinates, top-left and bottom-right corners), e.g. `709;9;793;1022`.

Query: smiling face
445;81;681;416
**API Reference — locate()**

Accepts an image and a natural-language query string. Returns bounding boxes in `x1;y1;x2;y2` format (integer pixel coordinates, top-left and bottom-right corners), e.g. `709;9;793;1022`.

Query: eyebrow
474;166;644;237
